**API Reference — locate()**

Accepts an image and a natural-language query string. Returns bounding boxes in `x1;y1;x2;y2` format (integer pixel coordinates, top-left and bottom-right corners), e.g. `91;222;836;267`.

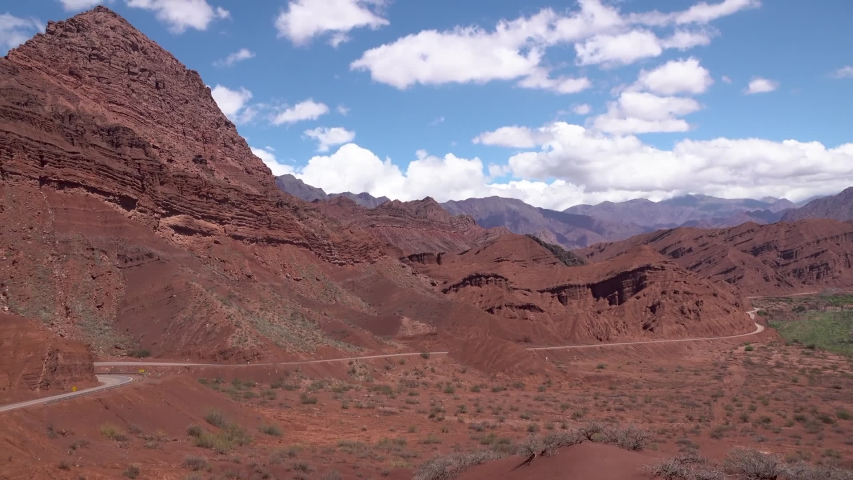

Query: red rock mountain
580;220;853;295
406;235;753;343
317;196;509;255
0;7;753;366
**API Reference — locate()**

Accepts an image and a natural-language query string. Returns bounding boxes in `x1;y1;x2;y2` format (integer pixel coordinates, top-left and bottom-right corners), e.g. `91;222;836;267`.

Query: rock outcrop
580;219;853;295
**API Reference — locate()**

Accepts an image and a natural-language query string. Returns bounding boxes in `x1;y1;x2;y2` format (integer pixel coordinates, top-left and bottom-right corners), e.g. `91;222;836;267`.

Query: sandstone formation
317;196;509;255
0;314;96;403
581;219;853;295
407;235;753;343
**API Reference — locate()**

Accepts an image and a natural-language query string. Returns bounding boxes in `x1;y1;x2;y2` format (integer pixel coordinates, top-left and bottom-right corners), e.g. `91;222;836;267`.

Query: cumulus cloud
831;66;853;79
351;0;748;90
251;147;293;176
632;57;713;95
473;126;553;149
721;75;733;84
337;105;350;115
288;126;853;210
303;127;356;152
0;13;44;51
745;77;779;94
272;99;329;125
573;104;592;115
275;0;388;46
126;0;230;33
593;92;701;134
210;85;256;124
58;0;105;11
213;48;255;67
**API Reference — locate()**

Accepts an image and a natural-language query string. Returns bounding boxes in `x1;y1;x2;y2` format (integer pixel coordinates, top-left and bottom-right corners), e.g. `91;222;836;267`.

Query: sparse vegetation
259;423;283;437
100;423;128;442
525;234;586;266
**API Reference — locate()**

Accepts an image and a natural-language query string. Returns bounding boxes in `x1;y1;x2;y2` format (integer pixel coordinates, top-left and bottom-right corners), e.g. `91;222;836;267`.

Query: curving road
2;311;765;413
0;375;134;414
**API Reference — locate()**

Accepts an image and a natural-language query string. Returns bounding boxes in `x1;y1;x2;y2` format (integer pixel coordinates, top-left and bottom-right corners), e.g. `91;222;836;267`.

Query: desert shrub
603;424;651;451
421;352;431;359
182;455;209;471
784;462;853;480
122;464;141;479
300;393;318;404
322;472;342;480
100;423;128;441
648;454;724;480
58;461;71;470
413;450;504;480
205;409;227;427
128;349;150;358
187;424;203;437
723;448;782;479
259;424;283;437
837;409;852;421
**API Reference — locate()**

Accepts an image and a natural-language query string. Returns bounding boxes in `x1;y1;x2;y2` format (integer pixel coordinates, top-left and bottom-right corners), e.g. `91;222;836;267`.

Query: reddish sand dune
456;443;659;480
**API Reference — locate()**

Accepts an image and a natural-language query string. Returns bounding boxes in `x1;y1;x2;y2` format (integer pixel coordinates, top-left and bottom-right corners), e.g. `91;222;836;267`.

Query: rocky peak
7;6;272;195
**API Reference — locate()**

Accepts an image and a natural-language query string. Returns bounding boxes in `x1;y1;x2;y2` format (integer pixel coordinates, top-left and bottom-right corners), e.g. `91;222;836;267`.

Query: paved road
2;310;765;412
0;375;134;414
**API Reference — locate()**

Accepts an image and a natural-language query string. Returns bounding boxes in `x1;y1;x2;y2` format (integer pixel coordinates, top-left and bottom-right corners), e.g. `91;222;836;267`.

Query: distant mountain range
782;187;853;222
274;174;845;248
564;194;796;229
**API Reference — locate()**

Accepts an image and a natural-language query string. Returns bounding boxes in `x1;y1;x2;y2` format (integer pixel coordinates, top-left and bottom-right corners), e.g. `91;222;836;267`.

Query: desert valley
0;3;852;480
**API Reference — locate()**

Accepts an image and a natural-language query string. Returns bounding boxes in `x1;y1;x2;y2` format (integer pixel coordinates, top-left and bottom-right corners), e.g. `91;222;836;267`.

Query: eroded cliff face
581;220;853;295
0;7;387;359
0;314;96;403
408;235;752;343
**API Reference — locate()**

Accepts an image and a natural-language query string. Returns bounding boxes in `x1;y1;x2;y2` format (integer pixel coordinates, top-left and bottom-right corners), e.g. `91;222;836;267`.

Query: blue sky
2;0;852;209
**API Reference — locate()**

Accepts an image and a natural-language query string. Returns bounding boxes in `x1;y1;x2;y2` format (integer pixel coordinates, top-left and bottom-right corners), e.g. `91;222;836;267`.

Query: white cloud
517;69;592;94
337;105;350;115
0;13;44;50
351;0;748;90
745;77;779;94
210;85;256;124
593;92;701;134
573;104;592;115
429;116;445;126
831;66;853;79
721;75;732;84
288;125;853;210
251;147;293;176
631;0;761;26
126;0;230;33
575;30;663;66
58;0;105;11
272;99;330;125
473;126;553;149
303;127;356;152
213;48;255;67
275;0;388;46
633;57;713;95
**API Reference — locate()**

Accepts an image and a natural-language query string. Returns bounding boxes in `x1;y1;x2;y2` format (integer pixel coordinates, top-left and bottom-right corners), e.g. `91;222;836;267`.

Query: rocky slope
406;235;752;343
0;7;399;360
316;196;508;255
442;197;647;248
782;187;853;222
580;219;853;295
0;314;96;403
276;174;390;208
566;194;795;229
